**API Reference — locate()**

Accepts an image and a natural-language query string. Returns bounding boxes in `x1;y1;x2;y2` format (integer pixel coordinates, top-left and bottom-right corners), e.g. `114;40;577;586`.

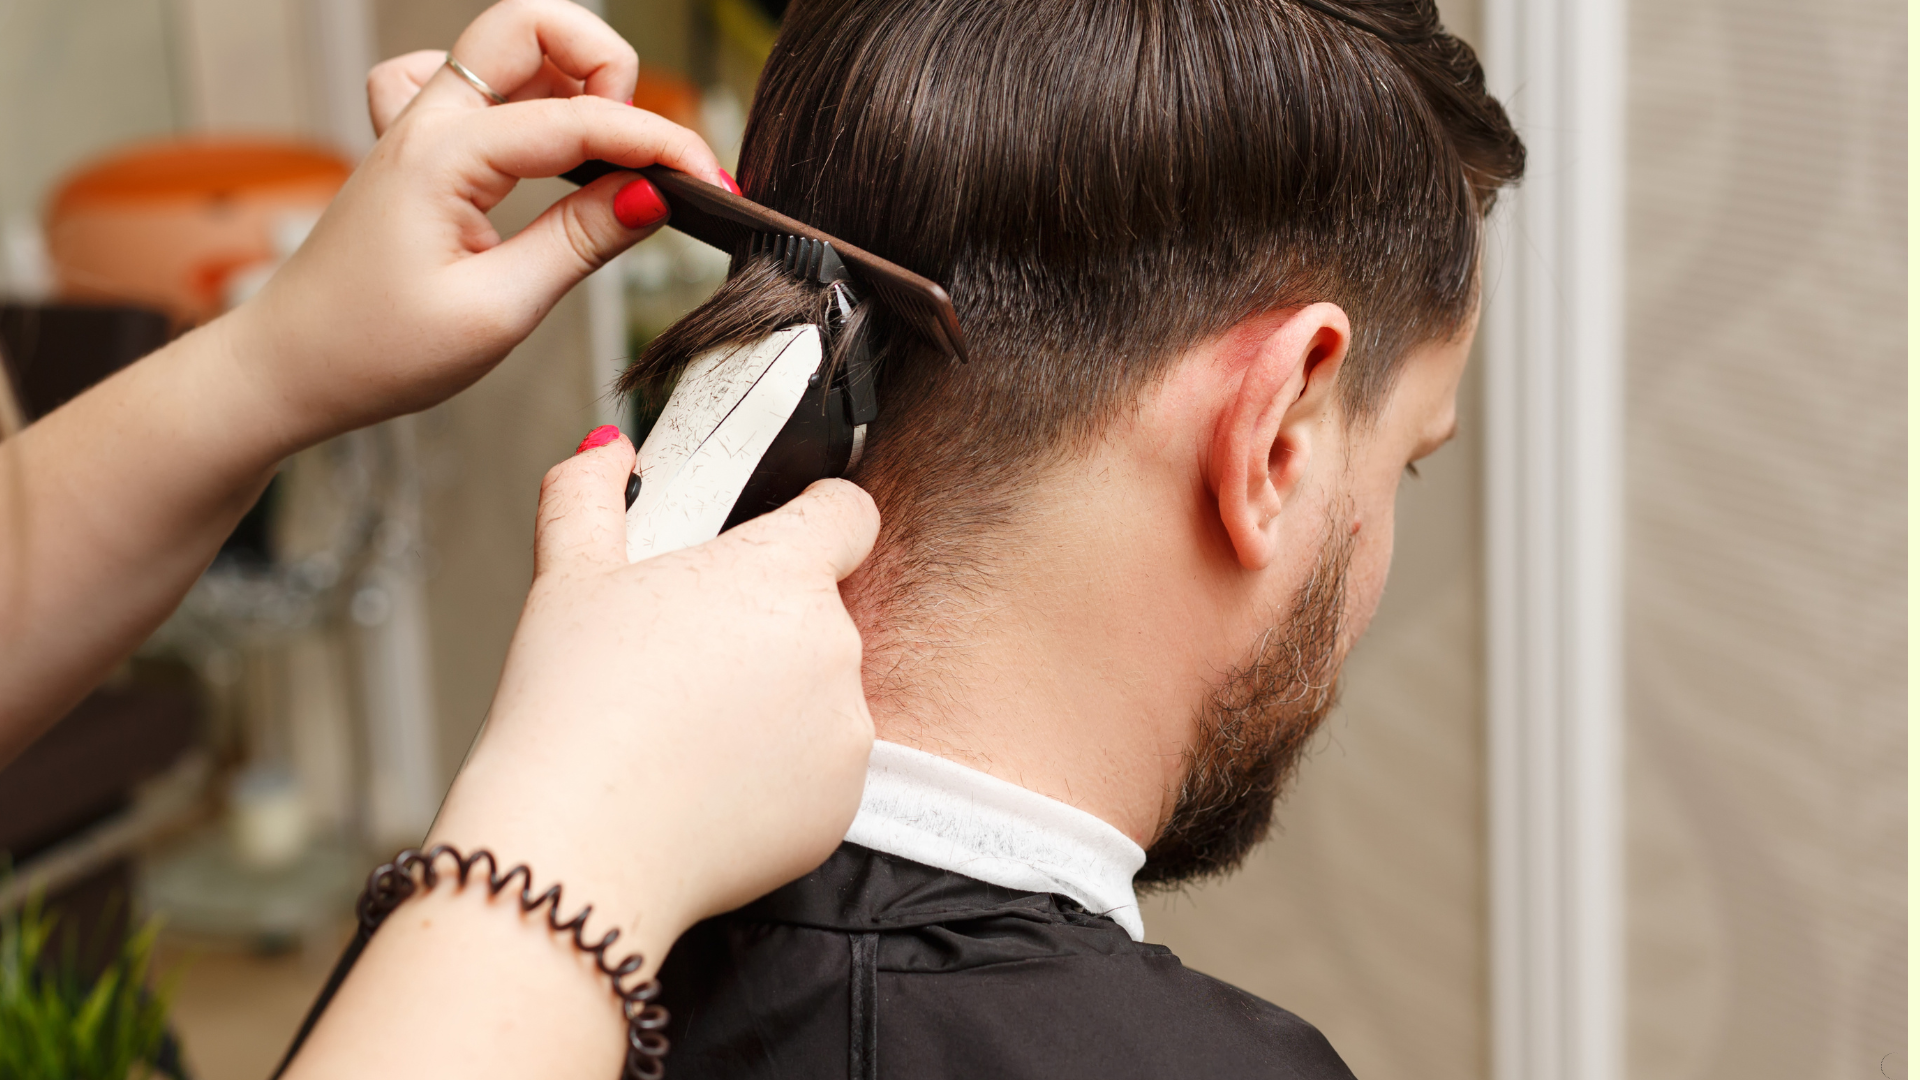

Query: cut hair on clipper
559;164;961;563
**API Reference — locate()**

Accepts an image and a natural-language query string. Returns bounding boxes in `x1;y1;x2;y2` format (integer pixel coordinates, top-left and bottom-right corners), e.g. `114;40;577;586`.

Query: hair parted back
622;0;1523;597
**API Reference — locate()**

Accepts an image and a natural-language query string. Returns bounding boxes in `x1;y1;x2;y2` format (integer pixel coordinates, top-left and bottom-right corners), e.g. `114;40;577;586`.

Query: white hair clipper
561;163;967;563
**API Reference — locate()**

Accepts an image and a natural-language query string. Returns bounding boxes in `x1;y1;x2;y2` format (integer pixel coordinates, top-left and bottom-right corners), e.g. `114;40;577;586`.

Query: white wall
1622;0;1907;1075
0;0;179;293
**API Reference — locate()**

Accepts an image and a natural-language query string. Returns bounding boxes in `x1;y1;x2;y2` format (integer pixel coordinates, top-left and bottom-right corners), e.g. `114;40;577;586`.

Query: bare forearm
0;311;294;758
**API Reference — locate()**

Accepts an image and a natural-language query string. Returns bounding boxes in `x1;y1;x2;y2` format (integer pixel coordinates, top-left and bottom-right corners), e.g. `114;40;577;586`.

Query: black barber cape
657;843;1358;1079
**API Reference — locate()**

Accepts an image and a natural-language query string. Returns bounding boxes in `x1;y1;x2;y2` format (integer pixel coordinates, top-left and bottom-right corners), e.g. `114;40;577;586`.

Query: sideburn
1137;522;1354;888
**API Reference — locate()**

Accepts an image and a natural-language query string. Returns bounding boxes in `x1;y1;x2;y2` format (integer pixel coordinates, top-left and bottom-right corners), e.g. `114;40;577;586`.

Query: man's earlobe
1207;303;1349;571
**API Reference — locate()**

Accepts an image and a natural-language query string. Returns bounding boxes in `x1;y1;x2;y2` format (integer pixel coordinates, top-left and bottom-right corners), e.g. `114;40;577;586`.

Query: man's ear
1208;303;1350;570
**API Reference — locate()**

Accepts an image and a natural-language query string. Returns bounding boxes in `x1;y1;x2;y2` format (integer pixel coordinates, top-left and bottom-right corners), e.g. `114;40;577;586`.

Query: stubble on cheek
1137;515;1354;888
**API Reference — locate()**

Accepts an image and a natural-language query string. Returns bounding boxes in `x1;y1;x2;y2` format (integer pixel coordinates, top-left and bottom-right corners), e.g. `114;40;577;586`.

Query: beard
1136;521;1353;888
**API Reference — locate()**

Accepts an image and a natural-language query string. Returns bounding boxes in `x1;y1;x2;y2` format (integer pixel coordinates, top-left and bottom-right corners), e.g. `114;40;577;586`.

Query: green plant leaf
0;887;183;1080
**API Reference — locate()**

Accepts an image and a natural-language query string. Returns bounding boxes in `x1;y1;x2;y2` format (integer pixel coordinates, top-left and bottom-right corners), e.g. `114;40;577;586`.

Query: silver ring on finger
444;53;508;105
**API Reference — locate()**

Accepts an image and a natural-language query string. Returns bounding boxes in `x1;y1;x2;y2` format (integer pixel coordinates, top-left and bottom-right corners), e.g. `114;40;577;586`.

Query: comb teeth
746;232;850;286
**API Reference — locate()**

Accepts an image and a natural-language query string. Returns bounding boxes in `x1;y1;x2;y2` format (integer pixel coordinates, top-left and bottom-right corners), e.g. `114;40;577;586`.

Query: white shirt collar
844;740;1147;940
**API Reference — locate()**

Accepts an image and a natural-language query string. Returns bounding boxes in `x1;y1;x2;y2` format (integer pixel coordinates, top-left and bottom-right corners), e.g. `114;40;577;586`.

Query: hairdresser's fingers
459;94;722;188
368;50;446;136
505;57;586;104
724;480;881;583
532;433;636;576
409;0;636;115
474;170;660;295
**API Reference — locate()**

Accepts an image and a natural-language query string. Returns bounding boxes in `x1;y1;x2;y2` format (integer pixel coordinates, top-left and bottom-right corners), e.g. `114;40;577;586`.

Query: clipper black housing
562;162;962;538
719;244;881;530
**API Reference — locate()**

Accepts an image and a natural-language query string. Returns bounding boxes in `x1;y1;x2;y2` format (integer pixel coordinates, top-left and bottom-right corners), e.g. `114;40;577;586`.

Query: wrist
424;755;701;968
287;852;633;1080
87;312;297;495
421;830;692;976
196;299;323;461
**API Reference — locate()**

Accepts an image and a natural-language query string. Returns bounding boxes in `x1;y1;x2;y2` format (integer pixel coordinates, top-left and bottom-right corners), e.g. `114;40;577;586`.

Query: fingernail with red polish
613;179;669;229
576;425;621;454
718;169;741;196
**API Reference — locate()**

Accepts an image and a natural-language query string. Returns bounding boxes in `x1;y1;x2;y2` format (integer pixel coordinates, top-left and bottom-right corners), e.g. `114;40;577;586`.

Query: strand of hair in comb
561;162;968;364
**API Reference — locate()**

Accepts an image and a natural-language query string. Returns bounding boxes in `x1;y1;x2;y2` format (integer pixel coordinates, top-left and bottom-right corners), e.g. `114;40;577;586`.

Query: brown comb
563;161;968;363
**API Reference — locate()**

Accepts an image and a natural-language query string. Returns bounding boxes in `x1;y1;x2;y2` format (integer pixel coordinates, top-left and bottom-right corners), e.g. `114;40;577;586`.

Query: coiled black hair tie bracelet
270;843;670;1080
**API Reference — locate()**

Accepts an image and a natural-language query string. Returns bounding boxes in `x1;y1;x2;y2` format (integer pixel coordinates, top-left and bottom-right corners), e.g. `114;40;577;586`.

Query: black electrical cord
269;845;669;1080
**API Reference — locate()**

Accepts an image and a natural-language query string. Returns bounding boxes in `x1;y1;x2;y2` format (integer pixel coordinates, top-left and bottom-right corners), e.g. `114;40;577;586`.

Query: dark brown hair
624;0;1523;600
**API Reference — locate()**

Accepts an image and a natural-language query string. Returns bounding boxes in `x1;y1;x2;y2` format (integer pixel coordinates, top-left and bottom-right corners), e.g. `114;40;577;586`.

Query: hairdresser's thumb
532;429;637;577
731;480;880;583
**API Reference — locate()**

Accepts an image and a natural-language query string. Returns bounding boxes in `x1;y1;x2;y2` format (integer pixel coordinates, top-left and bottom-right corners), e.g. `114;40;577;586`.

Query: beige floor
155;924;354;1080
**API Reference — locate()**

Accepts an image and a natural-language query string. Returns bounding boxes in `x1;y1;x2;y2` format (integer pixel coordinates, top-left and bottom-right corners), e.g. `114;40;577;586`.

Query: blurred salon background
0;1;1902;1079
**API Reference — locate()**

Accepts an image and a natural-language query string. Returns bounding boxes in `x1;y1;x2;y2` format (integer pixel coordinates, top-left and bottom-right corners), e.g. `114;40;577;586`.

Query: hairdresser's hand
436;433;879;944
221;0;729;453
284;435;878;1080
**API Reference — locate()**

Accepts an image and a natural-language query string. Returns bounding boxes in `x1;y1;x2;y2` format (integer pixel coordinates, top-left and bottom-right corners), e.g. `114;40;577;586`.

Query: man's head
625;0;1521;883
